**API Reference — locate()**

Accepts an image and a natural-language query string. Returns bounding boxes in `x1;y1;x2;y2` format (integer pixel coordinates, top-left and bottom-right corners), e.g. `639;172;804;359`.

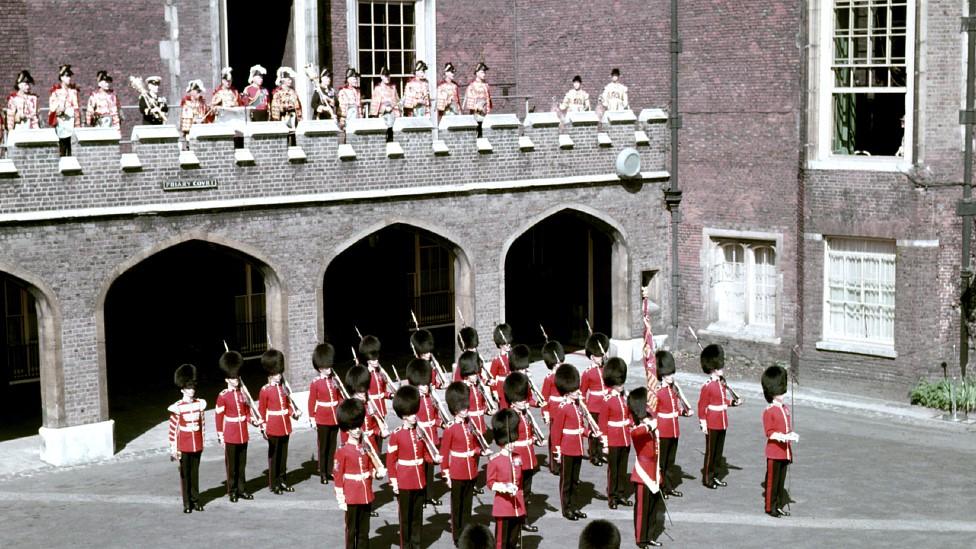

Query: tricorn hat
762;365;788;404
406;357;433;387
700;343;725;374
359;335;381;361
345;67;360;80
458;326;479;350
261;349;285;375
96;70;112;83
345;364;371;394
503;372;529;404
248;64;267;83
610;67;621;77
219;350;243;379
626;386;649;424
275;66;295;86
443;62;456;74
145;75;162;86
174;363;198;389
319;67;331;79
474;62;489;73
414;60;428;72
220;66;233;81
337;398;366;432
492;408;519;446
572;74;582;84
58;64;73;78
185;79;205;94
509;344;531;372
312;343;335;371
554;363;581;396
602;357;627;387
411;329;435;355
393;385;421;418
445;381;470;416
655;349;676;377
378;66;391;77
492;323;513;347
585;332;610;358
457;350;481;378
542;340;565;368
15;70;33;86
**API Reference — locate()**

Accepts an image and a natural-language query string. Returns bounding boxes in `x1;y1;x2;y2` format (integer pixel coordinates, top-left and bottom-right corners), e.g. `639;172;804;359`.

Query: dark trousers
58;137;71;157
522;467;538;498
178;451;201;508
224;442;248;495
317;424;340;480
765;459;790;513
398;489;424;549
450;479;475;545
588;414;603;462
250;109;269;122
560;455;583;514
267;434;290;488
424;461;436;500
658;437;679;492
634;482;666;544
345;502;372;548
494;516;523;549
548;437;559;475
703;429;726;485
606;445;630;501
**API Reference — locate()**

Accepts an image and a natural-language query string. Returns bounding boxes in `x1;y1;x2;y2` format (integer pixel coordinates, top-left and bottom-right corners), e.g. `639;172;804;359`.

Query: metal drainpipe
960;4;976;378
664;0;683;348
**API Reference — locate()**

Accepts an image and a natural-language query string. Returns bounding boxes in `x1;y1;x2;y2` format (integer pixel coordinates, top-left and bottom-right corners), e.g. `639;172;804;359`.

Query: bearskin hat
602;357;627;388
146;76;162;86
359;335;381;361
15;70;33;86
345;67;360;80
410;328;435;355
491;408;519;446
656;350;676;377
700;343;725;374
458;524;493;549
337;398;366;432
474;62;489;74
58;64;73;78
312;343;335;371
579;520;622;549
96;70;112;83
554;364;581;396
174;363;197;389
509;344;531;372
445;381;471;416
572;74;582;84
458;326;479;350
185;79;205;94
345;364;371;394
585;332;610;358
542;340;565;369
406;357;432;387
457;350;481;378
220;66;233;81
503;372;529;404
393;385;421;418
492;323;513;347
219;350;243;379
261;349;285;375
610;68;621;77
248;64;267;83
762;365;788;404
626;386;649;424
414;60;428;72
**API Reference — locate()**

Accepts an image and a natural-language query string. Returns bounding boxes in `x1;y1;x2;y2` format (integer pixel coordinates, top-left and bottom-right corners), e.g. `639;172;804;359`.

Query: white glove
391;478;399;495
336;488;347;510
788;432;800;443
699;420;708;433
445;476;453;489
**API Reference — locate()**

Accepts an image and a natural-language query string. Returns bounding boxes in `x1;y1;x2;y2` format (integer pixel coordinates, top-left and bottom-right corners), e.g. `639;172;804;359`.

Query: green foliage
910;377;976;413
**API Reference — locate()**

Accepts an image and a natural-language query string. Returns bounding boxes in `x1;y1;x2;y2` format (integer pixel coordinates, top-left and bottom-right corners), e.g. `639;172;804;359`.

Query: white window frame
810;0;915;171
700;228;782;344
817;237;897;358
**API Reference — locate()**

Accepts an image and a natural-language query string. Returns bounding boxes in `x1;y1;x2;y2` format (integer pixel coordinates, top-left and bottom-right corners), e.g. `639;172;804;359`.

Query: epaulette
218;388;230;396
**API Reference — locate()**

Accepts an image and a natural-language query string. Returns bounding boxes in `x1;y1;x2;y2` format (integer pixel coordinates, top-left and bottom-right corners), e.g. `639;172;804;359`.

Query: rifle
223;340;267;439
411;310;449;387
688;326;742;405
539;324;549;342
414;423;442;462
362;435;387;477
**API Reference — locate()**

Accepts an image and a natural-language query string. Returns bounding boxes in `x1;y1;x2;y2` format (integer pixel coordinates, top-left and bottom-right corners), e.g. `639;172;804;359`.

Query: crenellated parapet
0;109;669;219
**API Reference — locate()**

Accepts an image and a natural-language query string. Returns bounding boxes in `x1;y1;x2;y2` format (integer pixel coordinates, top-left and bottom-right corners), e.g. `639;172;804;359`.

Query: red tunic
435;80;461;114
48;84;81;128
763;402;793;461
386;426;432;491
599;390;632;448
540;371;564;422
654;384;682;439
511;409;539;471
697;378;733;431
462;81;492;116
550;400;588;458
334;442;377;505
489;354;509;402
168;398;206;453
487;452;525;517
580;366;608;416
369;82;400;117
308;375;342;426
259;382;293;436
242;84;269;111
439;420;483;481
215;388;251;444
417;393;442;447
465;380;489;433
367;364;392;416
630;423;660;492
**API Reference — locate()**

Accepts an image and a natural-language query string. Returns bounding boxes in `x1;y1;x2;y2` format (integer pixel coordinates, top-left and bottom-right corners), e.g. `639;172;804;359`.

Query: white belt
608;420;630;427
316;400;338;408
369;394;384;400
267;409;290;416
511;439;533;447
418;420;436;428
657;411;679;419
398;458;424;467
179;424;200;432
450;450;477;458
589;390;606;396
495;375;507;381
548;396;562;403
707;404;728;412
563;428;583;435
469;410;485;417
224;415;246;423
344;472;372;481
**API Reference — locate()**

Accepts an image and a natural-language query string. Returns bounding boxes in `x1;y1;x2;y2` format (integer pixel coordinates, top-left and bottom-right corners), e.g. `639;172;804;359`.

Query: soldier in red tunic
761;365;797;518
242;64;269;122
86;70;121;128
580;332;610;465
359;335;395;419
435;62;461;120
259;349;297;494
179;80;207;146
462;62;492;137
697;344;741;489
503;372;542;533
167;364;206;513
653;350;693;499
628;387;666;548
406;357;444;506
308;343;342;484
209;66;240;122
411;327;447;389
550;364;589;521
599;357;634;509
402;60;431;118
344;364;388;460
540;340;565;475
5;70;39;139
456;351;490;437
489;323;513;403
388;385;441;549
215;350;261;502
453;326;479;382
440;382;488;546
334;398;386;547
337;67;362;131
488;408;526;548
48;64;81;156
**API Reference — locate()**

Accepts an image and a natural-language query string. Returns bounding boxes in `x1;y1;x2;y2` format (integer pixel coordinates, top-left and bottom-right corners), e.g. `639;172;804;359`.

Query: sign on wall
161;179;219;191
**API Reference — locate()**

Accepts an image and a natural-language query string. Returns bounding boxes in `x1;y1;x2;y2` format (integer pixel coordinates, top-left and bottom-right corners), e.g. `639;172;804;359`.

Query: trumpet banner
642;297;660;402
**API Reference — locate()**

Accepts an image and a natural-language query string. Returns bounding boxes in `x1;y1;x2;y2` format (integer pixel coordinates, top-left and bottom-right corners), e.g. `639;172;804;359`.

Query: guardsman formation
164;318;798;549
2;62;634;158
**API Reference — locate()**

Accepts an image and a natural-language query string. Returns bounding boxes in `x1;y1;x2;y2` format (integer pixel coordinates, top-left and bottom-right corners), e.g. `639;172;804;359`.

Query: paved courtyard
1;356;974;548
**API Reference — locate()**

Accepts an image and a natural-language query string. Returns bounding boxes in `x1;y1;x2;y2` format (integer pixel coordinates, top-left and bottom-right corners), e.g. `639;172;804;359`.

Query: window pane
359;51;372;73
832;92;906;155
871;5;887;28
871;67;888;87
403;2;415;23
374;25;386;49
834;37;851;62
890;35;905;60
373;3;386;24
359;2;371;23
891;5;906;28
359;25;372;50
871;37;887;62
834;67;851;87
389;3;402;24
853;37;868;62
853;6;868;30
391;25;402;49
835;7;850;31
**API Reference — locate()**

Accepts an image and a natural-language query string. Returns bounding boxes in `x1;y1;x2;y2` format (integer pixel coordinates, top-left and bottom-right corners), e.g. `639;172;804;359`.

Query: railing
5;343;40;383
236;319;269;356
412;289;454;328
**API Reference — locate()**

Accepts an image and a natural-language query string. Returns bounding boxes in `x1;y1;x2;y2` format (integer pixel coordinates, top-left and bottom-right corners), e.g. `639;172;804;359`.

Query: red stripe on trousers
765;458;774;512
634;482;643;543
496;518;504;549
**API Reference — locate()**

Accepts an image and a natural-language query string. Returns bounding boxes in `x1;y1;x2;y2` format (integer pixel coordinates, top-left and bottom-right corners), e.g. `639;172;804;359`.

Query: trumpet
523;408;546;447
575;396;603;439
719;375;743;406
362;435;387;477
414;424;442;462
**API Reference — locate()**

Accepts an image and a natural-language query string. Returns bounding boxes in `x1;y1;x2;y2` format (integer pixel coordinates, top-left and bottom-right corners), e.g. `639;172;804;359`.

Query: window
823;238;896;347
234;264;267;356
815;0;914;164
707;239;778;336
355;1;419;103
2;278;39;383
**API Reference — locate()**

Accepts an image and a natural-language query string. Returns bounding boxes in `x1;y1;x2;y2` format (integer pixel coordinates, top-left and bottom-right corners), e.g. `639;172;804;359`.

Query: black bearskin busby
585;332;610;358
411;328;435;355
655;350;676;377
602;357;627;388
554;364;581;396
261;349;285;375
457;350;481;378
406;357;432;387
445;382;471;416
503;372;529;404
492;323;513;347
312;343;335;371
627;386;649;424
492;408;519;446
700;343;725;374
337;398;366;432
509;344;531;372
219;351;243;379
393;385;421;418
345;364;371;394
174;363;197;389
579;519;622;549
762;365;788;404
542;340;565;369
458;326;479;350
359;335;381;361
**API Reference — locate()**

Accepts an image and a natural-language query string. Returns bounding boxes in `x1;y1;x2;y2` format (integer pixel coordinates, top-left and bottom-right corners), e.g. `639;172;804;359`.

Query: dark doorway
323;225;457;376
225;0;293;91
505;210;613;350
0;274;41;442
104;241;271;449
